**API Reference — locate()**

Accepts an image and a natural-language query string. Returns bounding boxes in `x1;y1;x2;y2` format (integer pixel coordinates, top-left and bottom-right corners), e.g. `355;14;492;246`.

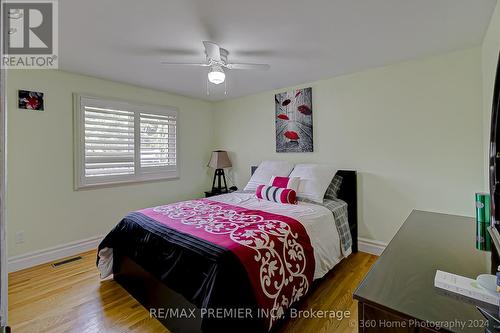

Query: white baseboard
358;237;387;256
8;235;103;273
7;234;386;272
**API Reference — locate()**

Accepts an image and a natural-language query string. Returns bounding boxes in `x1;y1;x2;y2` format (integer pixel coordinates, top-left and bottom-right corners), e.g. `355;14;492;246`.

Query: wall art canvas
275;87;313;152
18;90;44;111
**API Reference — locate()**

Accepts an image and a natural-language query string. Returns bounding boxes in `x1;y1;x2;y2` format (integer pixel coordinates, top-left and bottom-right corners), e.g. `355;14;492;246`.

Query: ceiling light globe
208;67;225;85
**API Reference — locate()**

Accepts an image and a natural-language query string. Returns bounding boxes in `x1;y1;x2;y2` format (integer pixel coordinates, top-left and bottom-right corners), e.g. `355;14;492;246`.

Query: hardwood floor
8;250;376;333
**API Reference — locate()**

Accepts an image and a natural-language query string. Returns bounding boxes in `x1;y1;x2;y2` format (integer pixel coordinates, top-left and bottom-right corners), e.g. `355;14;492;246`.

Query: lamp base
211;169;228;194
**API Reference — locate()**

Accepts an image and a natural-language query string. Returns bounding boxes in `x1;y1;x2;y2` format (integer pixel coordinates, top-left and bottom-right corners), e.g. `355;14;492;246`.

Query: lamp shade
208;150;232;169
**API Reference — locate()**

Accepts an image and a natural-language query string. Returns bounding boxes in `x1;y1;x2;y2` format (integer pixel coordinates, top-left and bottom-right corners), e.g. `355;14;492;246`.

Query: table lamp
208;150;232;193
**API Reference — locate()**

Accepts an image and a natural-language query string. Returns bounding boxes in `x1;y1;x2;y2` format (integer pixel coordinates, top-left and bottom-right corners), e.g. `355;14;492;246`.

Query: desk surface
354;210;493;332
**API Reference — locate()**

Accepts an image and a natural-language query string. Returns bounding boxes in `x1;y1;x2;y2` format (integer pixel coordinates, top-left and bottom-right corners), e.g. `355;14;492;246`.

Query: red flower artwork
275;87;312;153
18;90;44;111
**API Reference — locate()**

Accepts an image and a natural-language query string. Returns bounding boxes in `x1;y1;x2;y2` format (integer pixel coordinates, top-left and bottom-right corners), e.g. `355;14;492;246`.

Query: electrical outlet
15;231;24;244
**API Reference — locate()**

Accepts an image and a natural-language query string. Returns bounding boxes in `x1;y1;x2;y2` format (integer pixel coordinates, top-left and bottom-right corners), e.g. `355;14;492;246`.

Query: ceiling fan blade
160;62;210;67
202;41;221;62
226;63;270;70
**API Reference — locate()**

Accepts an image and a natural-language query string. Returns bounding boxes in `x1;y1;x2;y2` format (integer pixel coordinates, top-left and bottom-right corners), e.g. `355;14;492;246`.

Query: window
74;94;178;189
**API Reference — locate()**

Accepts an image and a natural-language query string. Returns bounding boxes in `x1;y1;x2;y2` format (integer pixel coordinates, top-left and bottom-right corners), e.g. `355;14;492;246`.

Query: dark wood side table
354;210;495;333
205;190;234;198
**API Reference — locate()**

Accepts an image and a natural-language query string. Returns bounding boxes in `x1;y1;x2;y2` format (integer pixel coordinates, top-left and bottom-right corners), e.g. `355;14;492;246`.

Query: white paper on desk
434;270;500;306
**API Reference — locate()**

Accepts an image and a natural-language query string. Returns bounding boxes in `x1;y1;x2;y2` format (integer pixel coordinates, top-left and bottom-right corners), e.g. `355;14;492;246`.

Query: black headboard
250;167;358;253
336;170;358;252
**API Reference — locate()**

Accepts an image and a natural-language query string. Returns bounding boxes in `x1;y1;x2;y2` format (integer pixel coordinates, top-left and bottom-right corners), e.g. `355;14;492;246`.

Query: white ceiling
60;0;497;101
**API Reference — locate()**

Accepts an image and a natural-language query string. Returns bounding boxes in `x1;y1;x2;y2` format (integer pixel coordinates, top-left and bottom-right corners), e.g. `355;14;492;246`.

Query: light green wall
6;46;490;255
6;70;214;257
213;48;483;244
482;1;500;189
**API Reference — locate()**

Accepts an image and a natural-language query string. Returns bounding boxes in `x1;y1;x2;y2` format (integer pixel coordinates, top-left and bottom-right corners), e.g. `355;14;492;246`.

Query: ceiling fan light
208;66;225;85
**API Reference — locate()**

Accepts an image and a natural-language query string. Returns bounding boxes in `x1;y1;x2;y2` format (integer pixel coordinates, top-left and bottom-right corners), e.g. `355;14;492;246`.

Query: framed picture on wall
275;87;313;152
18;90;44;111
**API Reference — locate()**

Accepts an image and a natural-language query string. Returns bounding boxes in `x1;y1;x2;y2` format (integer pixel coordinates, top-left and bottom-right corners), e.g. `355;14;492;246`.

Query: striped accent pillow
268;176;300;192
256;185;297;204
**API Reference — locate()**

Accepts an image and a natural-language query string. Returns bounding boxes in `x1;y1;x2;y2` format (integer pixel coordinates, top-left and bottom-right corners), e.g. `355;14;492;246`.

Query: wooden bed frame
113;169;357;333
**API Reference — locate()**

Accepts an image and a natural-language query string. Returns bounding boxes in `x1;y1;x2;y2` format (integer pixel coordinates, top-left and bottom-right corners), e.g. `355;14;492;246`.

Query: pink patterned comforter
139;198;315;330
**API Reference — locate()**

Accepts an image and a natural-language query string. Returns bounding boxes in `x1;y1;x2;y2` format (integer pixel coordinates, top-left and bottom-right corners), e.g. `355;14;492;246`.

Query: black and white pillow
324;174;343;200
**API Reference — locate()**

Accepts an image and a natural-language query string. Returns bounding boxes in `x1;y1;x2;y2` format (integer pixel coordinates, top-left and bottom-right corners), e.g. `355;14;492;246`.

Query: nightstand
205;191;226;198
205;189;236;198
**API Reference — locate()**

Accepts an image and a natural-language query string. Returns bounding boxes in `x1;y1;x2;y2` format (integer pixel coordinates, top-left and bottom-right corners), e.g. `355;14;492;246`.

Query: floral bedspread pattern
139;199;315;330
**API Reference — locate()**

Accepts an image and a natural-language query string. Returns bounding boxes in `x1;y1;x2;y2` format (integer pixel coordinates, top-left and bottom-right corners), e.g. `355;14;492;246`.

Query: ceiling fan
161;41;270;86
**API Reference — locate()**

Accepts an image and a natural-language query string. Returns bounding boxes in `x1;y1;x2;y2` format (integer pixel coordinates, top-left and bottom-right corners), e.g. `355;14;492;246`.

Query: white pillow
244;160;294;191
289;164;337;203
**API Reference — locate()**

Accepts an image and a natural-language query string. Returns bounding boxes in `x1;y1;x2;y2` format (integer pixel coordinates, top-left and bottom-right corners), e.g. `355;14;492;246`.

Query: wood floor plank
8;250;376;332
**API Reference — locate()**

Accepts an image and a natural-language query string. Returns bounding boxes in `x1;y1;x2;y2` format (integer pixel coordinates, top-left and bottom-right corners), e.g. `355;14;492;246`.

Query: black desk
354;210;495;332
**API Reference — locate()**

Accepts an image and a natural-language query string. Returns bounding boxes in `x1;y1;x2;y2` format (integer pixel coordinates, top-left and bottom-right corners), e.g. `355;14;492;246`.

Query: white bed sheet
209;192;348;280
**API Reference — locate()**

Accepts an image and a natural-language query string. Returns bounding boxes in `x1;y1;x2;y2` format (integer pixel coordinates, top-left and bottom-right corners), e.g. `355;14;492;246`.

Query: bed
97;169;357;333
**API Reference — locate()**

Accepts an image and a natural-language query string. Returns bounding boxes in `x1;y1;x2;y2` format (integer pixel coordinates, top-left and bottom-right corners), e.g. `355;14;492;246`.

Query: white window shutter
140;112;177;172
84;106;135;177
75;95;178;189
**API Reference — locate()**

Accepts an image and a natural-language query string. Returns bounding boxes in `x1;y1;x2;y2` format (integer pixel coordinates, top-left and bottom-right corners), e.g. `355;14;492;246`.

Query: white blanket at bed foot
98;247;113;279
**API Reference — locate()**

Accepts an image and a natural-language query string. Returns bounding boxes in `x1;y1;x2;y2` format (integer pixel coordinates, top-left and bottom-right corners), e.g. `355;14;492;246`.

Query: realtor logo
2;0;58;68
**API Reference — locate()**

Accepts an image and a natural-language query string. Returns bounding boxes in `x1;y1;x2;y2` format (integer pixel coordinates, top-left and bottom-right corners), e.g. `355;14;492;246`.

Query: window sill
74;172;179;190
